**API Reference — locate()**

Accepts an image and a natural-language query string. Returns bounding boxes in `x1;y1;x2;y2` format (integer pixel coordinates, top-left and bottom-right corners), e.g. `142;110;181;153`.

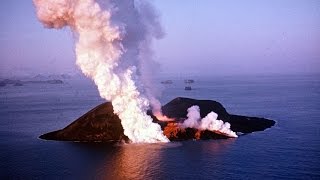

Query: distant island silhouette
0;79;63;87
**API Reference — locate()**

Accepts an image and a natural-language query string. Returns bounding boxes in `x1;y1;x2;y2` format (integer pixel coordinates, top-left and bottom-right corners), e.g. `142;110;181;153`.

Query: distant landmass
40;97;275;143
33;74;72;80
0;73;77;87
0;79;63;87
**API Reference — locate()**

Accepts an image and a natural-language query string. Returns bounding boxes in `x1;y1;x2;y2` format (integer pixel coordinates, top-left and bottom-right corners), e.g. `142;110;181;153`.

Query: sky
0;0;319;77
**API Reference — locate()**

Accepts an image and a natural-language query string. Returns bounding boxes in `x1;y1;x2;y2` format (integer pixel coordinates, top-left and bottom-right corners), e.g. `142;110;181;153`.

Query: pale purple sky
0;0;319;76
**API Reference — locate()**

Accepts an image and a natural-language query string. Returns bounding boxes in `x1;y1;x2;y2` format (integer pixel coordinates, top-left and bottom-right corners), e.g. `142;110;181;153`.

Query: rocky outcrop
40;97;275;142
40;102;129;142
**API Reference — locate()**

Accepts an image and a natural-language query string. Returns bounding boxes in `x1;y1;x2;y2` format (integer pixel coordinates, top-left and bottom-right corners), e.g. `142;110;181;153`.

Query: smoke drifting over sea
33;0;168;143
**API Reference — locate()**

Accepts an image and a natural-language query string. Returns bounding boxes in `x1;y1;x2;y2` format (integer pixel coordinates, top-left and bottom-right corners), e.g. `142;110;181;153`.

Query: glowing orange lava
153;112;175;122
163;122;184;139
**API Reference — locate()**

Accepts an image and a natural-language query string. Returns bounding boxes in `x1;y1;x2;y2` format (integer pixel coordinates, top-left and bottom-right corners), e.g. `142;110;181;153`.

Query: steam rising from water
33;0;169;143
182;106;238;138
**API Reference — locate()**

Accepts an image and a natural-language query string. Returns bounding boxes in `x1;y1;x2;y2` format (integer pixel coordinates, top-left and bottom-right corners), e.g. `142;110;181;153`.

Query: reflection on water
202;138;236;154
2;75;319;179
96;143;169;179
93;140;235;179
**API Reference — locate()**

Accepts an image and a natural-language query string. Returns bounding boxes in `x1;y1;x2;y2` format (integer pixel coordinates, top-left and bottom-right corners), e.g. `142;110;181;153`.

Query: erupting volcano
33;0;241;143
33;0;172;143
39;97;275;142
34;0;274;143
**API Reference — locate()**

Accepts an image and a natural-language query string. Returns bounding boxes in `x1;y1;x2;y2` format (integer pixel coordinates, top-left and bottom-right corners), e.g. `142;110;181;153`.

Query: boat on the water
184;79;195;83
161;80;173;84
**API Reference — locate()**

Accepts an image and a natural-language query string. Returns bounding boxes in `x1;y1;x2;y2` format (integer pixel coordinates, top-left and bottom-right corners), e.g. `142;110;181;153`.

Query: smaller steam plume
181;106;238;138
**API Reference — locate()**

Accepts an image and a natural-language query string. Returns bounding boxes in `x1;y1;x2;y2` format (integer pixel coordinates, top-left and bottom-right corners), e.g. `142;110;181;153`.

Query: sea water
0;74;319;179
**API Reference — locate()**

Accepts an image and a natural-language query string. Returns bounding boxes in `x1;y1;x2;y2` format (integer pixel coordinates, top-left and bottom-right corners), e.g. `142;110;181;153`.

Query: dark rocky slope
40;102;129;142
40;97;275;142
162;97;275;134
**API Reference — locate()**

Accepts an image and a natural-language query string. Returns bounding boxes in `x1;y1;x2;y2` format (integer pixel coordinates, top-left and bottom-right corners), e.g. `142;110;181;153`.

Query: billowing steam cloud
182;106;238;138
33;0;169;143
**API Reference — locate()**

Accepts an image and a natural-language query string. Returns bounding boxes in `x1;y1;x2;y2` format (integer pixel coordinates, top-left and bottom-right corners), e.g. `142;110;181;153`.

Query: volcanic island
40;97;275;143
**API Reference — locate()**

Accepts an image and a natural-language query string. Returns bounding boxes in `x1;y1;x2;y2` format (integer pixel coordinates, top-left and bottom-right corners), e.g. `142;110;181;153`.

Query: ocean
0;74;319;179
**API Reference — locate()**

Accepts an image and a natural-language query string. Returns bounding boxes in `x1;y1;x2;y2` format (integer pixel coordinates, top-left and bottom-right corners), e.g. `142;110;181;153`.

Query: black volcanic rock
40;102;129;142
162;97;275;133
162;97;229;121
228;115;275;133
40;97;275;142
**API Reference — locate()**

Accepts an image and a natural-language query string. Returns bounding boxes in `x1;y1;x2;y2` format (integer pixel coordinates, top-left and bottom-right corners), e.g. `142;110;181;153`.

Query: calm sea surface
0;74;319;179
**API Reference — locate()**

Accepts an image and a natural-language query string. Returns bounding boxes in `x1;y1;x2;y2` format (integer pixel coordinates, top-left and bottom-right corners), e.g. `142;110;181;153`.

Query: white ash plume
33;0;169;143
